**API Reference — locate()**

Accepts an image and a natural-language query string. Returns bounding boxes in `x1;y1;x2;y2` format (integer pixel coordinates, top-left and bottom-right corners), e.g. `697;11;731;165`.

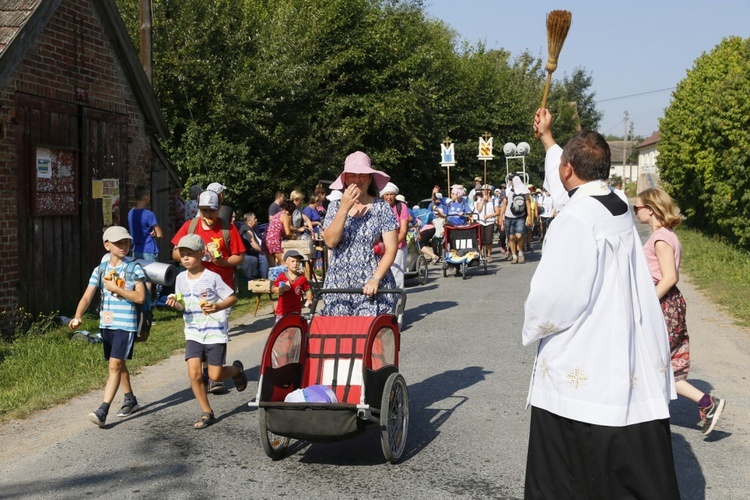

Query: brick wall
0;0;174;314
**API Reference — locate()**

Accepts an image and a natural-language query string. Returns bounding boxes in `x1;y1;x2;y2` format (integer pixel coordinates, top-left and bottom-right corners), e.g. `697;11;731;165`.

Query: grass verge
0;291;261;421
677;227;750;327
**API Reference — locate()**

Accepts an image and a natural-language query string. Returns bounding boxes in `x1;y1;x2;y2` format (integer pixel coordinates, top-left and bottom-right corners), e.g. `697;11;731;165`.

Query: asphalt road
1;228;749;499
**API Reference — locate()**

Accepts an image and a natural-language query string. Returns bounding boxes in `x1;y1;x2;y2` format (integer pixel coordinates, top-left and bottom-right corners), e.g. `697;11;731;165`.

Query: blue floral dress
322;198;398;316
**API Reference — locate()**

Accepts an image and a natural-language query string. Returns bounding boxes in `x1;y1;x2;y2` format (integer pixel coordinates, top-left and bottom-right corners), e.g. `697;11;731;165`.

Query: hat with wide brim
329;151;390;191
326;190;343;202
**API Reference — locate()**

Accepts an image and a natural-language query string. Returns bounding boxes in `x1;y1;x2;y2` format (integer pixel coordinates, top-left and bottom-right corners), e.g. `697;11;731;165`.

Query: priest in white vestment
523;108;680;499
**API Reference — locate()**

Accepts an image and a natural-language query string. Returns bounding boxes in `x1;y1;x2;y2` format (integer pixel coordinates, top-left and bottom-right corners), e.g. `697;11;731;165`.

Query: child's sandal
232;360;248;392
194;411;215;429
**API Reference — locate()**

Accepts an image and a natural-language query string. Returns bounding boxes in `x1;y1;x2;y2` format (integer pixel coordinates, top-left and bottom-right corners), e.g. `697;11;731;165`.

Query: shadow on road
672;432;706;500
403;300;458;329
289;365;492;465
230;315;276;337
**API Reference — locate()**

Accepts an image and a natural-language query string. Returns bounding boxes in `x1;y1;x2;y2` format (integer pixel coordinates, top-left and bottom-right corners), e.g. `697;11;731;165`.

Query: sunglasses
632;205;648;214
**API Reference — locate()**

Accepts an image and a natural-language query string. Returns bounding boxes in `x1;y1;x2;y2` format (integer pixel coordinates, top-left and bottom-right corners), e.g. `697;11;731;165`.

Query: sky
423;0;750;139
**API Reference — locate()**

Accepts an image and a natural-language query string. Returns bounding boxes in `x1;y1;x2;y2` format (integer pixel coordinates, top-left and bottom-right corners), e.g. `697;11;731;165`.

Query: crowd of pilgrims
177;175;557;285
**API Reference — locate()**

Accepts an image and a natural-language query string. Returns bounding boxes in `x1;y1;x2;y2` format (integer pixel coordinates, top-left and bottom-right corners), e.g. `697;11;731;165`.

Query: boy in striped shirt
69;226;146;427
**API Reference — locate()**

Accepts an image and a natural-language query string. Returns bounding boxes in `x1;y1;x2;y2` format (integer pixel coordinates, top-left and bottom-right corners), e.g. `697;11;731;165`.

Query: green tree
547;67;603;145
658;36;750;248
115;0;602;211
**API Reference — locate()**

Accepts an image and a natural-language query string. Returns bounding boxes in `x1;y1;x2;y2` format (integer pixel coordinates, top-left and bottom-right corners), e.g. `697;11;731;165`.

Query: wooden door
79;108;129;279
15;94;81;314
15;94;129;315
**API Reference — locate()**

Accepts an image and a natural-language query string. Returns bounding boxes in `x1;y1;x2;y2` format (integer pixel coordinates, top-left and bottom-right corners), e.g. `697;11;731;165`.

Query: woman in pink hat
322;151;399;316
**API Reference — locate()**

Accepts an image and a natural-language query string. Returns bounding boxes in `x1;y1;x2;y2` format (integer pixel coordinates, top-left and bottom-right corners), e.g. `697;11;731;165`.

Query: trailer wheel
380;373;409;463
259;408;290;460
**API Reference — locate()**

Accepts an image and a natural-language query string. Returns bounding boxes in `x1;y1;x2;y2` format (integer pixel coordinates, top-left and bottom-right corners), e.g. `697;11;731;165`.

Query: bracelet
368;277;379;283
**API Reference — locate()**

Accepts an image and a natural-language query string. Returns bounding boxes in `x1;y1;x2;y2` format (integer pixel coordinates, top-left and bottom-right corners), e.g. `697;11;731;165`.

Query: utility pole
628;121;634;181
139;0;153;83
623;111;629;181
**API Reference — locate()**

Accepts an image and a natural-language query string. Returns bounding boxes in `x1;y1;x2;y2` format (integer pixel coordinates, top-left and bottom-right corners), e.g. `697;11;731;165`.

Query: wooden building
0;0;181;317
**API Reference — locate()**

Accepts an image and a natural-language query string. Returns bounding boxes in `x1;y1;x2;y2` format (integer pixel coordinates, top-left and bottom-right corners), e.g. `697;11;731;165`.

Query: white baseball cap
198;191;220;209
206;182;226;194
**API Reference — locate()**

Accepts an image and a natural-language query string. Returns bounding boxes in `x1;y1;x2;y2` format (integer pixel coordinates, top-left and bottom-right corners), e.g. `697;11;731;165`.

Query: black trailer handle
309;288;407;317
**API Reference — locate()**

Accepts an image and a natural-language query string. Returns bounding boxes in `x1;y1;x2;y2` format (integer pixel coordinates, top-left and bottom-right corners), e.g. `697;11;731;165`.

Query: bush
1;308;61;343
659;36;750;248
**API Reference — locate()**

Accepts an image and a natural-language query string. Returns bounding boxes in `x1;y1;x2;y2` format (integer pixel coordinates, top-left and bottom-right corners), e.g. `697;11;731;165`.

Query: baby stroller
403;229;429;285
442;224;488;279
248;289;409;463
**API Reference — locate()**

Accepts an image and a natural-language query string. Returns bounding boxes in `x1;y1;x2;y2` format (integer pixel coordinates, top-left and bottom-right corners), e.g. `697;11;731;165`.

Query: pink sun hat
329;151;391;191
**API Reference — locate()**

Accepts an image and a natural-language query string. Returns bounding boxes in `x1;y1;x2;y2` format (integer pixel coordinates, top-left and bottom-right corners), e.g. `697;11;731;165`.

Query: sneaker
700;397;726;436
507;253;514;261
117;399;141;417
208;380;226;394
511;255;518;264
232;360;248;392
518;253;525;264
88;410;106;427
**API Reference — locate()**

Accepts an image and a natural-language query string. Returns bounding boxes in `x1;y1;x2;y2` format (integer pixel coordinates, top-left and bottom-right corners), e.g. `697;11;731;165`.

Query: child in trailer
271;250;313;322
69;226;146;427
635;187;726;436
165;234;248;429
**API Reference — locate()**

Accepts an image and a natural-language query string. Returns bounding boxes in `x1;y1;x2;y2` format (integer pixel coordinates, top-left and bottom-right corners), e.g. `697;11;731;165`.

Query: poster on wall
33;146;77;215
100;178;120;226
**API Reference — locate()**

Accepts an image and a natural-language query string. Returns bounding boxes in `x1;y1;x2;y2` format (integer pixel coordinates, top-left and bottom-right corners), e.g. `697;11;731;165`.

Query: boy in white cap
165;234;247;429
69;226;147;426
206;182;233;223
171;190;245;290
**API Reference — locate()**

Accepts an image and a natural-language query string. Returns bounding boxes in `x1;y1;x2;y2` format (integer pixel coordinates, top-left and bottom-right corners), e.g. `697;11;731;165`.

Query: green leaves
116;0;601;212
659;36;750;248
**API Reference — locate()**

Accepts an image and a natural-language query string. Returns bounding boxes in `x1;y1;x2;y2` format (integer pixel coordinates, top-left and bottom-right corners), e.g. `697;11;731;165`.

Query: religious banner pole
440;137;456;194
477;131;494;186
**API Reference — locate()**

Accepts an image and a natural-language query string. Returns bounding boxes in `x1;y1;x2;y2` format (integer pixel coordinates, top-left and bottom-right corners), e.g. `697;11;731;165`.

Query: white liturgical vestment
523;145;676;427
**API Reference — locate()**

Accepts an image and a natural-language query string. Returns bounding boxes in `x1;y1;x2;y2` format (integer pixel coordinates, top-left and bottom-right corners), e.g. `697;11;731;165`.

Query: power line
595;87;676;103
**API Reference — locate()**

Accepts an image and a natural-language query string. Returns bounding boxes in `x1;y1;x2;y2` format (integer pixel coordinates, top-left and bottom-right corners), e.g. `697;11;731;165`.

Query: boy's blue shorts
185;340;227;367
101;328;135;361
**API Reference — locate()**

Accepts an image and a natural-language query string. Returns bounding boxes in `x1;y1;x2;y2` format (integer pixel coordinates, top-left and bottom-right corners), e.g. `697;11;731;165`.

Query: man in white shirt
523;108;680;499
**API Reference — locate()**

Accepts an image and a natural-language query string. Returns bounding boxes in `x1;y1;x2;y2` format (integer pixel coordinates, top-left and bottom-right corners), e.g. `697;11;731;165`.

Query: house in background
636;131;661;192
607;139;640;183
0;0;181;317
